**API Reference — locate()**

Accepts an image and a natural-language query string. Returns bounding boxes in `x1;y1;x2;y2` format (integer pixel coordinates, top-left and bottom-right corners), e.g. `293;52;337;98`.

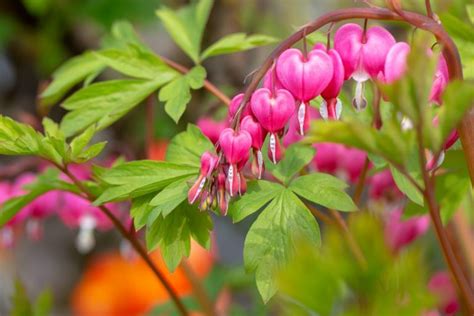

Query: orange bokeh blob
147;140;169;161
72;241;214;316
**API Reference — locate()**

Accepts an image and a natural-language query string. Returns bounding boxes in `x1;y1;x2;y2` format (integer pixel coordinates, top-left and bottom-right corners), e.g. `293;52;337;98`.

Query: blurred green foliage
278;214;435;316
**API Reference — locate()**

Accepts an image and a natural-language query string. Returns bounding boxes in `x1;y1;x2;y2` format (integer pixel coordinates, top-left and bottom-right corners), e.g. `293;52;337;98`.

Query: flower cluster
0;164;123;253
190;22;453;215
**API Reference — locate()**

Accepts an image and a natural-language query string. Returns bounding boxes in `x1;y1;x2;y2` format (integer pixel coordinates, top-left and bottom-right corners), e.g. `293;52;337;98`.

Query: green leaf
467;4;474;24
437;172;471;224
108;20;145;48
149;178;192;219
40;52;104;107
272;144;315;184
70;125;97;158
11;279;32;316
186;65;206;89
440;13;474;43
95;161;196;204
165;124;214;167
146;202;212;271
75;141;107;163
156;0;214;63
159;77;192;123
229;180;284;223
244;189;320;302
131;194;155;230
389;165;424;206
201;33;277;60
32;289;53;316
159;66;206;123
60;78;168;137
436;80;474;151
94;46;178;80
290;173;357;212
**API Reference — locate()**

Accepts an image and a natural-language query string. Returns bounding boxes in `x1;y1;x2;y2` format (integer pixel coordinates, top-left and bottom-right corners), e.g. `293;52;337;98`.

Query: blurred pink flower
428;271;459;315
385;209;429;252
369;169;402;201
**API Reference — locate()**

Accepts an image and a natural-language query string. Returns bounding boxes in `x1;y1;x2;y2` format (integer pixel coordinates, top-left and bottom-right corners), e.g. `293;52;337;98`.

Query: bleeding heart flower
334;23;395;110
368;169;402;202
188;151;219;204
58;193;117;253
340;147;368;183
263;68;284;91
219;128;252;196
429;54;449;104
283;106;320;147
313;43;345;120
383;42;411;84
312;143;345;175
428;271;459;315
276;48;333;134
197;117;228;144
228;93;252;121
241;116;267;179
335;23;396;81
217;171;228;215
385;208;429;252
251;88;295;163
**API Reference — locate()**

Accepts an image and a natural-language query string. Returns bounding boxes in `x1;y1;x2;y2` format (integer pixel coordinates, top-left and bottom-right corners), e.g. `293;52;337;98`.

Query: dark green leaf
11;279;32;316
33;289;53;316
130;194;155;230
389;165;424;206
272;144;315;184
290;173;357;212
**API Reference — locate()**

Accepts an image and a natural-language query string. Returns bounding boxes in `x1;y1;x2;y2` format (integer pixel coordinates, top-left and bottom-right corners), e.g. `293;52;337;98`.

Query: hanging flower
276;48;333;134
334;23;395;110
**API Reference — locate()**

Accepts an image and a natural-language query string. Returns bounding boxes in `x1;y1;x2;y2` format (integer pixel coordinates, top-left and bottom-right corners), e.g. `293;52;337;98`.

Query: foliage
278;214;435;316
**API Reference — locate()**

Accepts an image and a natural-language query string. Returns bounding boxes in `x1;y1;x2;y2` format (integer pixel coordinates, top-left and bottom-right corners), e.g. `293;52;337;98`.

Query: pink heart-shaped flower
218;128;252;165
313;43;345;100
229;93;252;121
276;48;333;101
334;23;395;81
429;54;449;104
250;88;295;133
383;42;410;84
240;116;266;150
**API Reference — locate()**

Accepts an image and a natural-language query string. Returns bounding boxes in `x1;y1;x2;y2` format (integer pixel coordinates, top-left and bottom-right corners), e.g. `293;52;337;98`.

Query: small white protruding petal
319;99;328;120
257;150;264;179
297;103;306;135
227;165;234;197
335;98;343;120
0;227;14;248
352;81;367;111
76;215;97;254
269;133;277;164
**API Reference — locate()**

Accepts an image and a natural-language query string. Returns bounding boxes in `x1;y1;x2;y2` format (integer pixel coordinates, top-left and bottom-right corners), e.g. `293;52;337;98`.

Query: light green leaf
156;0;214;63
11;280;32;316
467;5;474;24
290;173;357;212
440;13;474;43
146;202;212;271
165;124;214;167
70;125;96;158
40;52;104;107
95;161;196;204
437;172;471;224
201;33;277;60
159;77;192;123
272;144;315;184
75;141;107;162
436;80;474;151
33;289;53;316
389;165;424;206
149;178;192;219
131;194;155;230
94;46;178;80
244;189;320;302
60;78;167;137
229;180;284;223
186;65;206;89
156;7;199;63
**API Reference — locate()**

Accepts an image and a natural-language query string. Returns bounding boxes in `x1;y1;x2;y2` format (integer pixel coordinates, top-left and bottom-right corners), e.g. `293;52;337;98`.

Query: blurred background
0;0;472;315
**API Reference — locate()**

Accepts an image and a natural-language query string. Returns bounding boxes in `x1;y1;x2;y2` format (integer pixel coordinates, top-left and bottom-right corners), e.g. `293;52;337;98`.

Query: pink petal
250;88;295;133
276;48;333;101
384;42;410;83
